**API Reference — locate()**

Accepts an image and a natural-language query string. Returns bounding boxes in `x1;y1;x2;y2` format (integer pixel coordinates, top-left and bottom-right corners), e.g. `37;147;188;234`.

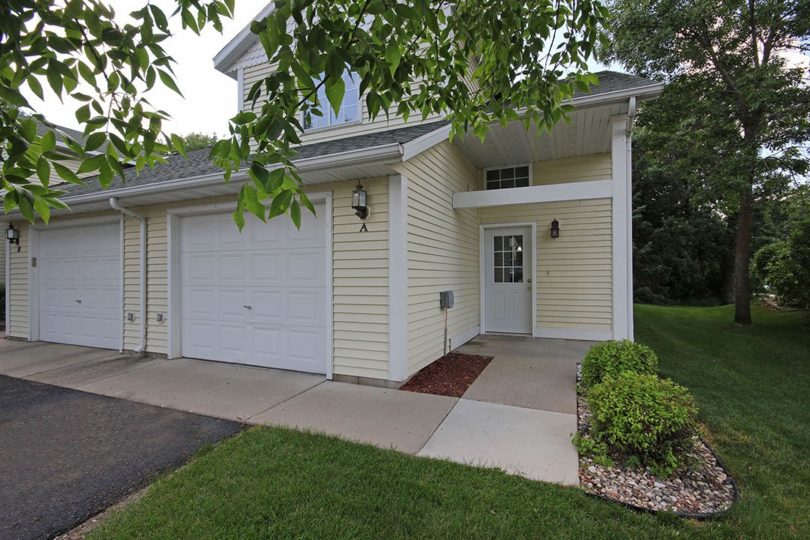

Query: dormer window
485;165;531;190
304;72;361;131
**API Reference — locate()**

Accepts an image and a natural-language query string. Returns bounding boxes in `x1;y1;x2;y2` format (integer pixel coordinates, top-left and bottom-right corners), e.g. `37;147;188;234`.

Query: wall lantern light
550;218;560;239
7;222;20;250
352;183;369;220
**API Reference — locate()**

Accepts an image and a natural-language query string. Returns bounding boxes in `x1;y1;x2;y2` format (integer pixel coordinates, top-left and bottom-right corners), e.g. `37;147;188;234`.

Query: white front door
484;226;532;334
178;206;328;374
38;222;122;349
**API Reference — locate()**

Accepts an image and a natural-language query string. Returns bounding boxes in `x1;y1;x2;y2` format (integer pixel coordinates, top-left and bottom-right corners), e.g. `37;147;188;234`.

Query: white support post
611;116;633;340
388;174;408;381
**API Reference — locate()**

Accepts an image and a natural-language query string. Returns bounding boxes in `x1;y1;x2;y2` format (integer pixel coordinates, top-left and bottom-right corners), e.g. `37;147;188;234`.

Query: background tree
180;132;220;152
2;0;608;231
603;0;810;324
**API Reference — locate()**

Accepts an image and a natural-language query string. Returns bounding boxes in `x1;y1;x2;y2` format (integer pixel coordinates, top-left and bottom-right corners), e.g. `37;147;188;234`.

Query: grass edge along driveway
89;304;809;539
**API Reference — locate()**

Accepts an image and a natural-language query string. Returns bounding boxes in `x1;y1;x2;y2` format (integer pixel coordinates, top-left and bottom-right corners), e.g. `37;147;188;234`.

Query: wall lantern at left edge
352;183;369;220
7;222;20;251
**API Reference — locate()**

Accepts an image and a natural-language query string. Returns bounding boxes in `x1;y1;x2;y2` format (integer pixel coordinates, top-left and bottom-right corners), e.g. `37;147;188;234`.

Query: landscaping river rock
575;365;736;516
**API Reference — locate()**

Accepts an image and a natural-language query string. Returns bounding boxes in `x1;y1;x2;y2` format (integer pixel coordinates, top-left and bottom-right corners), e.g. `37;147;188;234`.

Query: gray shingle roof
57;120;449;198
55;71;657;199
576;71;660;98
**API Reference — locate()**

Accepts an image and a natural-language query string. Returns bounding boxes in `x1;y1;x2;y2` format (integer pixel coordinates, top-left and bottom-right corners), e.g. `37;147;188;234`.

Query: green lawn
91;304;809;539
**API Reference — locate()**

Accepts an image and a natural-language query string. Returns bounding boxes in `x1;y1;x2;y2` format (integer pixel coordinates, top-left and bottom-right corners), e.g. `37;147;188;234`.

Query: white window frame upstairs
482;163;533;190
303;72;362;132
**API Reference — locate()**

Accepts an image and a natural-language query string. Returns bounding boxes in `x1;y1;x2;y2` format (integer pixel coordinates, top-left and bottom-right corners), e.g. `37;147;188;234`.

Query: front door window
493;235;524;283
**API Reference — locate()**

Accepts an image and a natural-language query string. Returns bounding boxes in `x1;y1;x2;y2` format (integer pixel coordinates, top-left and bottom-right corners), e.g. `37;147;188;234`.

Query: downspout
626;97;636;340
109;198;147;353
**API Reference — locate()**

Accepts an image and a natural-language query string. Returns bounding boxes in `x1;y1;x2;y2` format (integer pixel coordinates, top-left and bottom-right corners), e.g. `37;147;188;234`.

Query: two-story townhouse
2;4;662;387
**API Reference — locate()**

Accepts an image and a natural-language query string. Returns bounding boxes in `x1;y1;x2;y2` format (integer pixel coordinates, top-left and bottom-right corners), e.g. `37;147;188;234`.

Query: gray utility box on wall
439;290;454;309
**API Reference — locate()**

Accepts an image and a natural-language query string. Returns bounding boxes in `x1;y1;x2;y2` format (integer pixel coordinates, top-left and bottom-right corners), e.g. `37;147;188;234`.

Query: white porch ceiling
454;102;627;168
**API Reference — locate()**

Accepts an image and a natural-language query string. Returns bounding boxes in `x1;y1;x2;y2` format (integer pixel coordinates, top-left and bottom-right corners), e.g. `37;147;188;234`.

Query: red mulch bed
399;353;492;398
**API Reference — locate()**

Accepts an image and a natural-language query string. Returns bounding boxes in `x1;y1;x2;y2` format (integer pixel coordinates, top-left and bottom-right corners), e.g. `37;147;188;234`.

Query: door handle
243;305;253;310
75;299;82;304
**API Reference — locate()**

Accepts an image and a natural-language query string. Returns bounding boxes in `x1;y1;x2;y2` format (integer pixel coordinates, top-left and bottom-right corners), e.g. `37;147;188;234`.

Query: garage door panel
287;290;325;327
250;253;282;283
38;222;121;350
179;207;327;373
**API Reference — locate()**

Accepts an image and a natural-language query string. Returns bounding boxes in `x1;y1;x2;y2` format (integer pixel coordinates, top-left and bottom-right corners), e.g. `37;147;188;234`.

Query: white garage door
38;222;121;349
179;206;328;373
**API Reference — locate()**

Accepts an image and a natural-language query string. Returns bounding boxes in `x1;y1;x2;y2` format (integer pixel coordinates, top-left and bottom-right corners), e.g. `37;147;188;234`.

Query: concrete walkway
0;335;587;485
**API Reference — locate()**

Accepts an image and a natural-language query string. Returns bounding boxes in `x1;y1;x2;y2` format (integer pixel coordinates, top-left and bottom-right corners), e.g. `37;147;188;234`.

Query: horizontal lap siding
533;153;611;185
480;199;613;333
329;178;390;379
7;223;29;338
395;141;480;377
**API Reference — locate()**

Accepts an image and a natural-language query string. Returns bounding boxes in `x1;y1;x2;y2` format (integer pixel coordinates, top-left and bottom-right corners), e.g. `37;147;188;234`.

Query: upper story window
304;72;361;131
485;165;531;190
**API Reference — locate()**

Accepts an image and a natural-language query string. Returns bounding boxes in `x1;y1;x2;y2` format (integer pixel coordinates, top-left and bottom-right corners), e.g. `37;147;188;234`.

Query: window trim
482;163;533;190
302;72;363;133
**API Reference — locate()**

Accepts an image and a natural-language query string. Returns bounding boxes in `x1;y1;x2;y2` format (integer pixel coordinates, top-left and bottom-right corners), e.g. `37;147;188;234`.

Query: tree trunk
733;184;754;324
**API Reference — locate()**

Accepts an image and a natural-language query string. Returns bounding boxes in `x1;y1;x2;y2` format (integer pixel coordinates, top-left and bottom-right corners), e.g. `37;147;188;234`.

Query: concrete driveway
1;335;588;489
0;374;240;540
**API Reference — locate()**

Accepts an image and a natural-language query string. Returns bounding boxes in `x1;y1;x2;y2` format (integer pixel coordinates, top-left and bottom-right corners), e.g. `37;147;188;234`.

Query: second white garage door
178;206;328;373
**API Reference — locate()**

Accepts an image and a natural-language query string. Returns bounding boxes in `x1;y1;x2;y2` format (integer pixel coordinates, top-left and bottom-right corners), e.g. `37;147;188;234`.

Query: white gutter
109;197;146;353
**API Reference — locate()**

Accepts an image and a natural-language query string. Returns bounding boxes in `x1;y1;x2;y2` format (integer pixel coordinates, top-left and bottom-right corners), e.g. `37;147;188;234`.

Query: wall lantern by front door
7;222;20;251
550;218;560;239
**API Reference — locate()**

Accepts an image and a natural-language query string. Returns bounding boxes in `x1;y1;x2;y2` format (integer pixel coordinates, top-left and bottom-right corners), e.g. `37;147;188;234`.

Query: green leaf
290;200;301;229
52;163;82;184
232;208;246;231
36;158;51;186
85;132;106;153
240;185;265;222
324;75;345;118
385;41;402;77
171;134;187;158
41;131;56;154
158;69;183;96
34;198;51;223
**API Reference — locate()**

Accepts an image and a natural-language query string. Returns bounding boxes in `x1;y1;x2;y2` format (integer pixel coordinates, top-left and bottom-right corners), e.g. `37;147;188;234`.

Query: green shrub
588;372;698;476
580;340;658;389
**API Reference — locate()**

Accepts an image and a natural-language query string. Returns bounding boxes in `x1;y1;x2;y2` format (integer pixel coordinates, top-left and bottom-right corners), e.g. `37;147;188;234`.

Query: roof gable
213;3;274;77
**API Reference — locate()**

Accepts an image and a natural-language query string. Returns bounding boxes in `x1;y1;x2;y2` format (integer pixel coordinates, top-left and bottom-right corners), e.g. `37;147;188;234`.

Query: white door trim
166;193;334;378
479;222;537;335
28;215;123;345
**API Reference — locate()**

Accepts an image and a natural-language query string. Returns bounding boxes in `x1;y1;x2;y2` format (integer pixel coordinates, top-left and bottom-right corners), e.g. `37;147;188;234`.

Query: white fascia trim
388;174;408;382
567;83;664;109
453;180;612;209
400;123;451;161
534;326;612;341
213;3;275;76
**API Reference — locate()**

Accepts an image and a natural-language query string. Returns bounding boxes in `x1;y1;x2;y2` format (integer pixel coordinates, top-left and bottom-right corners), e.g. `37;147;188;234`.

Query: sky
30;0;260;137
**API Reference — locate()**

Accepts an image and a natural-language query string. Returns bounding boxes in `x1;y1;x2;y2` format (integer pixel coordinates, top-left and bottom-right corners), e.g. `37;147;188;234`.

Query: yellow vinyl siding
395;141;480;377
7;222;29;338
479;199;613;333
533;153;612;185
329;178;390;379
